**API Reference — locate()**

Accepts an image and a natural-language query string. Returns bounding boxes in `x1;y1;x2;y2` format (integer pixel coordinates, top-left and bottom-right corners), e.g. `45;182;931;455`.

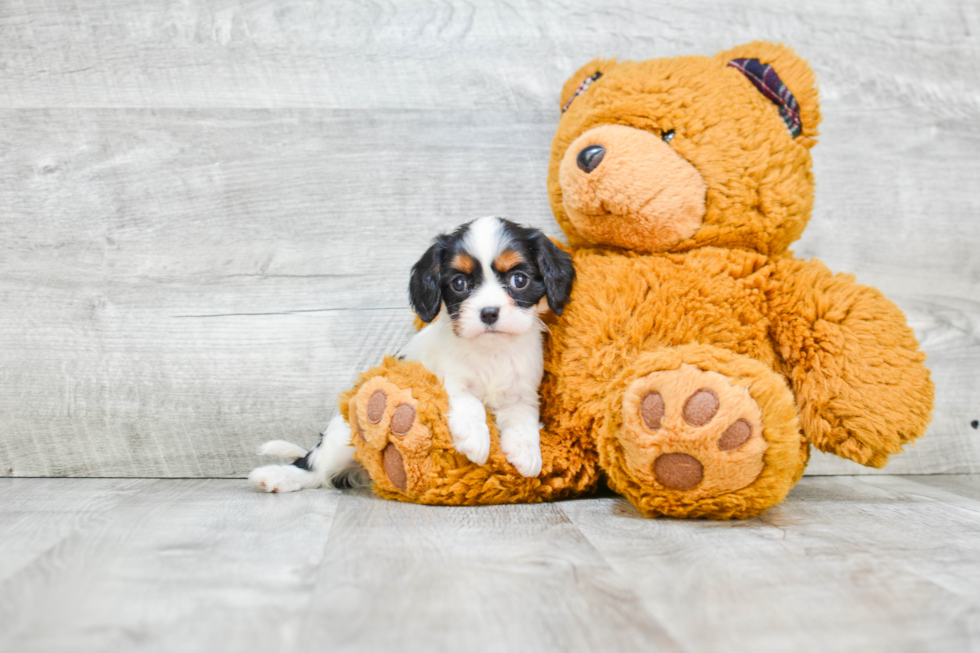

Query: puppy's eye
661;129;675;143
451;276;468;293
509;273;529;290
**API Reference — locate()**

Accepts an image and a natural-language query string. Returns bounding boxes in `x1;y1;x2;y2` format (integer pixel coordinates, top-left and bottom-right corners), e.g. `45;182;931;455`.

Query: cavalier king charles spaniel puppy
249;216;575;492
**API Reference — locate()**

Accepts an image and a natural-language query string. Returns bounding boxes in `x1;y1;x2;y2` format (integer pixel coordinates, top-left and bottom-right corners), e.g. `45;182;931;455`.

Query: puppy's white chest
459;368;513;408
460;343;542;410
400;310;545;411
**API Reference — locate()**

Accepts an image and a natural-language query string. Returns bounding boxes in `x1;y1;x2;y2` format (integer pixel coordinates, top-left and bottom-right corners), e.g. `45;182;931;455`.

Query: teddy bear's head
549;42;821;257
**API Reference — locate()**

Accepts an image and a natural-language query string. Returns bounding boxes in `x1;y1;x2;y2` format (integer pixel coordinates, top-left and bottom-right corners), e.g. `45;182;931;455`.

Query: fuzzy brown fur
345;42;933;518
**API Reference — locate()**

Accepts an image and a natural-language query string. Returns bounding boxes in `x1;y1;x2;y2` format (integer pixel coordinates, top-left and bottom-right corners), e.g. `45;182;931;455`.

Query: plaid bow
728;58;802;137
562;72;603;113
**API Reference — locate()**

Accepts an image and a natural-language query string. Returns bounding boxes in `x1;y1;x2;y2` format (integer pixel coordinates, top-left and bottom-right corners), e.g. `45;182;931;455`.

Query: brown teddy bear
341;41;935;518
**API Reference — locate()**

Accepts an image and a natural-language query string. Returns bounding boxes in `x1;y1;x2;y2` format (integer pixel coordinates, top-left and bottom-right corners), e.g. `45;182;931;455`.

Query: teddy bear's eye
661;130;675;143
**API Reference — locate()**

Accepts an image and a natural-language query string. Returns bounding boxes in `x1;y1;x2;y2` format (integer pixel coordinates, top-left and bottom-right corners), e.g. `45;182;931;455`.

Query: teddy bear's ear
715;41;821;146
559;58;619;113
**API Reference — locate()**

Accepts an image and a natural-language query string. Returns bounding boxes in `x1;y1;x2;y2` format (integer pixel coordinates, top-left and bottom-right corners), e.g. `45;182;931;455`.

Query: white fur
454;218;539;340
247;464;315;494
250;216;551;492
496;403;544;478
256;440;308;459
401;309;545;474
250;415;363;493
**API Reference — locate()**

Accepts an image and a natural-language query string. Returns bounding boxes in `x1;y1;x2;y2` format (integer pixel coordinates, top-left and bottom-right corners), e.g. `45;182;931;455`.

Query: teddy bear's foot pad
351;377;431;493
621;364;768;498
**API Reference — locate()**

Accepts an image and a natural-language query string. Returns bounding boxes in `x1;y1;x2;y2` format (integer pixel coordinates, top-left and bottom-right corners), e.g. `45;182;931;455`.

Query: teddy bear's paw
351;376;431;493
618;364;769;498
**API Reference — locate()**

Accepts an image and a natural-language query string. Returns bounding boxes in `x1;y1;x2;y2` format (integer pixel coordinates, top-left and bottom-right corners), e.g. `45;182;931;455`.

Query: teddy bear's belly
545;250;782;407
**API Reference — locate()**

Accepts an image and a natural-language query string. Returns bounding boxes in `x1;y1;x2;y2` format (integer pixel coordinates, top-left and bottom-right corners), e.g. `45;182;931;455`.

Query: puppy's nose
576;145;605;173
480;307;500;325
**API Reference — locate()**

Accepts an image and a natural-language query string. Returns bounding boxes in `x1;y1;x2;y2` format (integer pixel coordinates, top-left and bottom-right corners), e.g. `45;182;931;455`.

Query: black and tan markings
408;218;577;326
490;221;575;314
450;253;475;275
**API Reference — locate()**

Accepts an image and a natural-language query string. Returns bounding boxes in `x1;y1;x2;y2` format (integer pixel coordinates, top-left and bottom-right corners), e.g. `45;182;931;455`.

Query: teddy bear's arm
766;258;934;467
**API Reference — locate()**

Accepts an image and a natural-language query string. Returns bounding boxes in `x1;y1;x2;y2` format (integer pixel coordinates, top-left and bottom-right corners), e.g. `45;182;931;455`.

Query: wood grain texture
0;0;977;477
0;478;153;582
299;489;679;653
0;301;416;477
0;479;342;653
909;473;980;501
2;0;977;112
561;475;980;653
1;476;978;652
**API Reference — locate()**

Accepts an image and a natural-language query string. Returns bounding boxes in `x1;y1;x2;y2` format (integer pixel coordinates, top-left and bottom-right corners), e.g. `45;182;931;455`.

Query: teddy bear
339;41;935;519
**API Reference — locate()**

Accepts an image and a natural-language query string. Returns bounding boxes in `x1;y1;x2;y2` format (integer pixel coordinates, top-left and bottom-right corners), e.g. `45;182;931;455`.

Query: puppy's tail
256;440;309;460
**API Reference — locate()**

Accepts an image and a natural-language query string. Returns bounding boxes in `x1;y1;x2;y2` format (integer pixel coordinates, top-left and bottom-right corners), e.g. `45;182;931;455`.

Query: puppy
249;216;575;493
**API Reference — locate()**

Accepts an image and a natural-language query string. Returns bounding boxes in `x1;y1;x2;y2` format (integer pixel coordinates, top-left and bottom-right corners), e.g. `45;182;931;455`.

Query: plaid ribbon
727;58;802;137
561;72;603;113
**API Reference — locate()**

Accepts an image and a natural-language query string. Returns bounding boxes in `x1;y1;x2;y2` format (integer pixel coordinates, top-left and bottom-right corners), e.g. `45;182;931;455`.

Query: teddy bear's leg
769;258;934;468
597;344;808;519
340;356;593;505
347;373;432;498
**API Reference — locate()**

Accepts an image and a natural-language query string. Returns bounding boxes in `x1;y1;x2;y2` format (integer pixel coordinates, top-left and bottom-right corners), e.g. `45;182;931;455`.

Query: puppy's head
409;217;576;339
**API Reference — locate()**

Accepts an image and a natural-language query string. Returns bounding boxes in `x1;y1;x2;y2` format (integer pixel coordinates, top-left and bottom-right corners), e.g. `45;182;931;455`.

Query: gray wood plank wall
1;0;978;478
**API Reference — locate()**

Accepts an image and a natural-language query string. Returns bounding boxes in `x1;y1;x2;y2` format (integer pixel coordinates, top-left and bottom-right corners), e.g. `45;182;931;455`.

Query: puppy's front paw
248;465;303;493
448;399;491;465
500;426;543;477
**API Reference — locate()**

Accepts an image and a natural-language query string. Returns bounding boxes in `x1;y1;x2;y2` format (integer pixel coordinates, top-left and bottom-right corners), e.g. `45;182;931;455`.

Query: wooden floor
1;476;978;653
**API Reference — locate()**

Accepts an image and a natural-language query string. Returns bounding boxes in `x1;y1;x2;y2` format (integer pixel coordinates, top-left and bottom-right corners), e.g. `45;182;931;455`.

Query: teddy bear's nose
576;145;605;173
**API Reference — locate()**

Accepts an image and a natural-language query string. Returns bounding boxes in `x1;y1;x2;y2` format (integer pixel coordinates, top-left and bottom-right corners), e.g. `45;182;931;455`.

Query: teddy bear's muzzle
559;123;707;254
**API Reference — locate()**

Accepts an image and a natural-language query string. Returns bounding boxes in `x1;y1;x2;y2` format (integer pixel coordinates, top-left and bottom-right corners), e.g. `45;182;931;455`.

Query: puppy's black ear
530;232;575;316
409;236;447;323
